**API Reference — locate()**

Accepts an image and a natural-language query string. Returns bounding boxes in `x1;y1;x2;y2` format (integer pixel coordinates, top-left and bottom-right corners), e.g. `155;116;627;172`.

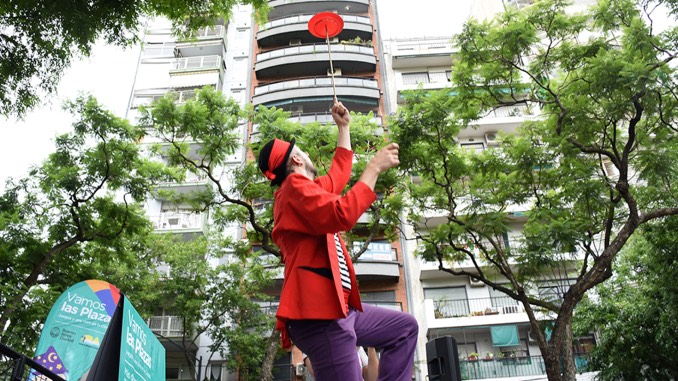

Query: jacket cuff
353;181;377;204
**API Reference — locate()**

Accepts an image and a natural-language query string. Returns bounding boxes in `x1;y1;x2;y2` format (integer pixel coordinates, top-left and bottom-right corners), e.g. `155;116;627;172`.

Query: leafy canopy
0;0;269;116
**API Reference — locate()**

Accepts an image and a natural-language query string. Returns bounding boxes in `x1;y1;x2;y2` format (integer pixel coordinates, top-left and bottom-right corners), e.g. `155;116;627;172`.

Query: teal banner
119;299;165;381
32;280;121;380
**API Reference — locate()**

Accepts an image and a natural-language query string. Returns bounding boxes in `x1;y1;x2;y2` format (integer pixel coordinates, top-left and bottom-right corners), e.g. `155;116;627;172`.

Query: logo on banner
32;280;121;380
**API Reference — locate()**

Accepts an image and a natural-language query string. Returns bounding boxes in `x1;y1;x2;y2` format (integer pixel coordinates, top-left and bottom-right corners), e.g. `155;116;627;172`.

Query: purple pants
287;304;419;381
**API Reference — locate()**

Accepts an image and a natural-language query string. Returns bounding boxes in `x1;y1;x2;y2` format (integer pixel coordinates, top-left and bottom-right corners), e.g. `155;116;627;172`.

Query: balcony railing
287;112;382;126
432;297;524;319
459;354;589;380
254;76;378;96
482;104;534;118
148;315;184;337
363;301;403;311
256;43;374;63
394;38;454;54
153;212;203;231
263;14;370;29
171;55;221;71
159;171;207;185
186;25;225;39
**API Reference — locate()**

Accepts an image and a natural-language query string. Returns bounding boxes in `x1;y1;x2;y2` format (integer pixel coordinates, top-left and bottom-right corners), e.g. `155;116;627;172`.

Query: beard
304;157;319;178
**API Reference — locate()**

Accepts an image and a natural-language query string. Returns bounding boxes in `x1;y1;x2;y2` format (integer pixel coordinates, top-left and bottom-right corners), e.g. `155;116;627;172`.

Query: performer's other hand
332;101;350;129
369;143;400;174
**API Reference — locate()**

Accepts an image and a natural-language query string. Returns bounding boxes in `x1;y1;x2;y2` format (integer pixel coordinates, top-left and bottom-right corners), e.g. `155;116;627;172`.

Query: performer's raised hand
332;101;350;129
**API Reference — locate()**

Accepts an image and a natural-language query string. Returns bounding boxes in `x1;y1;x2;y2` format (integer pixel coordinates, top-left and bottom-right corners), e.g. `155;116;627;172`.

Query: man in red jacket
258;101;418;381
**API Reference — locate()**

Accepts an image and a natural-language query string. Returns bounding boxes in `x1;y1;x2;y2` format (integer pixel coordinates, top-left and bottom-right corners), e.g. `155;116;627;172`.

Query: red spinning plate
308;12;344;39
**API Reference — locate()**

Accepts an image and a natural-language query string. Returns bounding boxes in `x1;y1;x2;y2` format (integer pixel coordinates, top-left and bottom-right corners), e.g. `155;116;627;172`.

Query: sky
0;0;471;185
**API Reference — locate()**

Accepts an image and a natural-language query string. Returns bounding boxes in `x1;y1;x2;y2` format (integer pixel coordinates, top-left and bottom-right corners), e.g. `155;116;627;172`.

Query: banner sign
353;241;394;261
119;299;165;381
32;280;121;380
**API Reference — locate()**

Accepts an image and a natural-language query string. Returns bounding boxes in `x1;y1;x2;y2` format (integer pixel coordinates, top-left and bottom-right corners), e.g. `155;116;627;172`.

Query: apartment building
250;0;414;378
381;31;593;380
126;7;255;381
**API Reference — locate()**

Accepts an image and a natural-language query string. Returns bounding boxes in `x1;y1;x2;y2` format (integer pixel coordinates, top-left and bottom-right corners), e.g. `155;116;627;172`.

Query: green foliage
393;0;678;379
0;95;177;353
140;87;405;375
0;0;269;116
575;217;678;380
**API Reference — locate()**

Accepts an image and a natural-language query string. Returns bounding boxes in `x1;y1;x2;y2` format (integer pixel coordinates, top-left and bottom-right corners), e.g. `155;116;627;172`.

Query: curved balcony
267;0;369;20
255;43;375;79
258;14;372;48
252;76;379;107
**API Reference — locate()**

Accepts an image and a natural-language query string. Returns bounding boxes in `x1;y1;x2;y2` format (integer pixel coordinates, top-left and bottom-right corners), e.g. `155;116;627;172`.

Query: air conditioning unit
327;68;342;76
289;39;302;46
484;132;499;146
289;104;303;114
528;330;538;342
502;305;520;314
469;276;485;287
295;363;306;376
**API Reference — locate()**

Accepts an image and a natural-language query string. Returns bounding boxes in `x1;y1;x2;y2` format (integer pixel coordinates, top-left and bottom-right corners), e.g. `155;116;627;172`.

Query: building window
424;287;469;318
537;278;576;304
402;72;430;85
209;363;223;381
460;142;485;152
488;285;519;308
361;291;401;311
273;352;292;381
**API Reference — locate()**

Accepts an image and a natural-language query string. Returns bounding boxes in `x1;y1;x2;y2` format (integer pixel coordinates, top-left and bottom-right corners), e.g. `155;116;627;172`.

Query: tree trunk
543;347;564;381
561;323;576;381
260;327;281;381
541;317;577;381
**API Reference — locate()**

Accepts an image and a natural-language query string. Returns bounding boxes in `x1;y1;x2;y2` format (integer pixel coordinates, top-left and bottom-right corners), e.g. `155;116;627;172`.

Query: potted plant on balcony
468;352;480;361
484;352;495;360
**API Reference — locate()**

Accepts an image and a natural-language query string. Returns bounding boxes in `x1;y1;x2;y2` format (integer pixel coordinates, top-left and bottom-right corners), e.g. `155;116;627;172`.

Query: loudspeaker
426;336;462;381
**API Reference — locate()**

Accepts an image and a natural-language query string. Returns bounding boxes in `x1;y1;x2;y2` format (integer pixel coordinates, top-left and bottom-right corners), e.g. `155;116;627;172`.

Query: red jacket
272;147;376;348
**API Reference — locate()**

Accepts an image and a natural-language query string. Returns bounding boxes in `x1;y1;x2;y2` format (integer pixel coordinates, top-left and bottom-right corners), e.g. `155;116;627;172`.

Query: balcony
175;25;226;57
155;171;210;196
391;37;455;69
352;242;400;281
250;112;382;142
169;55;223;89
258;14;372;48
459;354;590;380
255;43;376;79
267;0;369;20
132;89;198;109
252;76;379;108
153;212;206;234
424;297;530;332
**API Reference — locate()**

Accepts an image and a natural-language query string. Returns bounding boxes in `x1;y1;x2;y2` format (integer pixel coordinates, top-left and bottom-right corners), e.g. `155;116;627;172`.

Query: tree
575;217;678;380
139;86;401;379
0;0;268;117
391;0;678;380
0;95;177;353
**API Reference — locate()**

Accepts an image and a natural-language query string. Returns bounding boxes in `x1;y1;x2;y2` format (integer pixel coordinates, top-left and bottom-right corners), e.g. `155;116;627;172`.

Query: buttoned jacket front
271;147;376;347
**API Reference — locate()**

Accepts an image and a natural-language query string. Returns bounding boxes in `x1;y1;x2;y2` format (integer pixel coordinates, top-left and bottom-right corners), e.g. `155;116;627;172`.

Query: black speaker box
426;336;462;381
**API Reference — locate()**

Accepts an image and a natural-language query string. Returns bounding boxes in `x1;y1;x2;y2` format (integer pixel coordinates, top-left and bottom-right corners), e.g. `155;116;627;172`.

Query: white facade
128;7;255;381
381;33;586;381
